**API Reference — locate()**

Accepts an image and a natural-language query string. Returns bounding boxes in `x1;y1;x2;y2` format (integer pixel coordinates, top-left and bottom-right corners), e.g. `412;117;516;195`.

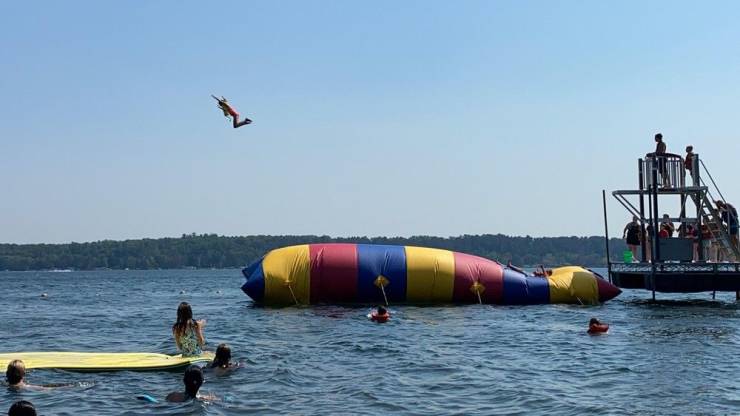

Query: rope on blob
470;280;484;305
374;275;390;306
284;279;299;306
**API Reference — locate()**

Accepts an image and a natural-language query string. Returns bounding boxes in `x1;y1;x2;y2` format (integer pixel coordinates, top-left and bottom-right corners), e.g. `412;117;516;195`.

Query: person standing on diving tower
212;95;252;128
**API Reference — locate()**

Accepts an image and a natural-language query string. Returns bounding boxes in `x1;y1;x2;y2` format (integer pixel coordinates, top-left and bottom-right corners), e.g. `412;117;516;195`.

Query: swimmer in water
5;360;45;391
207;344;241;376
370;305;390;323
166;365;217;402
172;302;206;356
588;317;609;334
8;400;36;416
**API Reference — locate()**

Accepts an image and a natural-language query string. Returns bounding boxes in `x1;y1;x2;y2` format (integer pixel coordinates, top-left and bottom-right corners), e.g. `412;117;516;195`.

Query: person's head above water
377;305;387;315
6;360;25;386
589;318;600;326
183;365;204;398
213;344;232;368
8;401;36;416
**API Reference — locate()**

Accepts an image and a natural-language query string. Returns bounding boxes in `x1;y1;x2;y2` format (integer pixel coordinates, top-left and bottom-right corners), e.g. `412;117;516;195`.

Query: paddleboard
0;351;214;372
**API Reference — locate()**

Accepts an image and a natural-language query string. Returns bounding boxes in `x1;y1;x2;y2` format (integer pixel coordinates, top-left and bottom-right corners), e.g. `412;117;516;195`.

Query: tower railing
641;153;685;189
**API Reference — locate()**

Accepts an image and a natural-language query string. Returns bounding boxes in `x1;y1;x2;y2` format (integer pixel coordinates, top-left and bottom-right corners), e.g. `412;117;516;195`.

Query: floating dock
605;151;740;298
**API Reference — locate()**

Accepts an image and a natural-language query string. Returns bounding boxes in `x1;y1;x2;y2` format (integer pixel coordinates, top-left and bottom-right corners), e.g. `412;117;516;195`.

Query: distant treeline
0;233;628;271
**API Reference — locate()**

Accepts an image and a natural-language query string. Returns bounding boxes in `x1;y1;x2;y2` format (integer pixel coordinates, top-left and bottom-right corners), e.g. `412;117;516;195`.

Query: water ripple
2;269;740;415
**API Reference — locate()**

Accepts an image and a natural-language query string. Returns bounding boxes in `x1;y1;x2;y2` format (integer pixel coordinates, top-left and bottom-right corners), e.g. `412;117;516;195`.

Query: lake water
1;269;739;415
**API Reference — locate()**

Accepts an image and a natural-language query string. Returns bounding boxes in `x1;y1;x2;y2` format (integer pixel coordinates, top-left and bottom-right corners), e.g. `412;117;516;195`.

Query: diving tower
604;152;740;299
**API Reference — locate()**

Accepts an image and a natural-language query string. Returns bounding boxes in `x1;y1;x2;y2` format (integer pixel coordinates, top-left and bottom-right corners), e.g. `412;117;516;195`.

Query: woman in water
207;344;241;376
166;365;216;402
172;302;206;356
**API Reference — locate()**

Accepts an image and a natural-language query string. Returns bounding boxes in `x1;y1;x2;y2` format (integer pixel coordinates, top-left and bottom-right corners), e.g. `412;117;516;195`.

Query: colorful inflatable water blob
241;244;621;306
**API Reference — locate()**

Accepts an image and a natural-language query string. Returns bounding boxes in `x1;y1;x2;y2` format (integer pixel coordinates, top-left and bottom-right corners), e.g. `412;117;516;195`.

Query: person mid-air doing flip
212;95;252;128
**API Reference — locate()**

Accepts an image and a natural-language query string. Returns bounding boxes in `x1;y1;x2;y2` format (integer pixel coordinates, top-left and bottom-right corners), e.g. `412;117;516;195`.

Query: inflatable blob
241;244;621;306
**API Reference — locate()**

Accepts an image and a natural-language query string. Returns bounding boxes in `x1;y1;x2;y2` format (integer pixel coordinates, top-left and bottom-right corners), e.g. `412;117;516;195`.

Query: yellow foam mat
0;351;214;371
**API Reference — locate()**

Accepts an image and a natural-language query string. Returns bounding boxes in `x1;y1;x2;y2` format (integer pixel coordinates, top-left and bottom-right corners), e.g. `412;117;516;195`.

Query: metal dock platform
610;261;740;293
603;149;740;299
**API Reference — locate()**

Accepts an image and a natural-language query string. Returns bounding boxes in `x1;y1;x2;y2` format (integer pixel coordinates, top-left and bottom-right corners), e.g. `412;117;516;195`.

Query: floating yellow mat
0;351;214;372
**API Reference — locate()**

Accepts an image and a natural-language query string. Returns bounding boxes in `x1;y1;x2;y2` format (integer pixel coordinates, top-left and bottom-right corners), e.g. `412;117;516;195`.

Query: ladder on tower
698;159;740;262
700;195;740;261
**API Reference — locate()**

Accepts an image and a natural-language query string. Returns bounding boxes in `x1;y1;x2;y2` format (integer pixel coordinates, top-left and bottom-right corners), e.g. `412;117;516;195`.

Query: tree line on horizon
0;233;628;271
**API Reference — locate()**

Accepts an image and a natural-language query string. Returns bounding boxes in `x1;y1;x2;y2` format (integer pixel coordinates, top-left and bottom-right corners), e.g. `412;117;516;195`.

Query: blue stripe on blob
356;244;407;303
502;269;550;304
241;259;265;302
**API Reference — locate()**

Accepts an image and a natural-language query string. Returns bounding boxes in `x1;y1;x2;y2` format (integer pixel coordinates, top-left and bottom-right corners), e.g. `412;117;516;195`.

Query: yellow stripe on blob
262;244;311;305
547;266;599;304
405;246;455;303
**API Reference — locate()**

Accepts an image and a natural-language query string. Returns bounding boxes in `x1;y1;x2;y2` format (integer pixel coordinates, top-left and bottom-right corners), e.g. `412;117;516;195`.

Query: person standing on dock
684;145;696;185
717;200;739;248
679;222;699;261
660;214;675;237
623;216;641;261
654;133;669;187
701;224;717;262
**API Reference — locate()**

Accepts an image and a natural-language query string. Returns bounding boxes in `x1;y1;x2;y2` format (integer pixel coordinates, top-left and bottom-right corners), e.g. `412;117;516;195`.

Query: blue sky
2;1;740;243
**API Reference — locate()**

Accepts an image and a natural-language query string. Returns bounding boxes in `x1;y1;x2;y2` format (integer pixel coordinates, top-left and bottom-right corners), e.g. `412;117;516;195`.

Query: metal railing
700;158;728;206
642;153;685;189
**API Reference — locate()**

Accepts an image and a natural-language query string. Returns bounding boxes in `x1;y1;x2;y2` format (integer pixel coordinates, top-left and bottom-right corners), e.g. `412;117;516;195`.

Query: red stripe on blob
309;244;358;303
596;275;622;302
452;252;504;304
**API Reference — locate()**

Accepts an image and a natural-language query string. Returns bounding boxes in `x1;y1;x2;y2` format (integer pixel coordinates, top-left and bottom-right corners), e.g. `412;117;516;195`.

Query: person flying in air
212;95;252;129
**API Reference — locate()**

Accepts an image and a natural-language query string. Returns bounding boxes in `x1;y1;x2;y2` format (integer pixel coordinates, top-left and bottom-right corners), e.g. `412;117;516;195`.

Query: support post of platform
651;160;659;301
652;165;661;262
695;154;705;261
602;190;612;283
638;159;647;262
